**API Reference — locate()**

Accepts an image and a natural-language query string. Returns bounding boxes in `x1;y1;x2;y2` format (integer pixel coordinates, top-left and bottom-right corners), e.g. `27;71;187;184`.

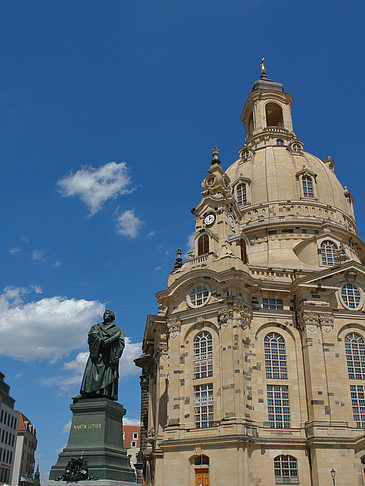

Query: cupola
240;59;297;151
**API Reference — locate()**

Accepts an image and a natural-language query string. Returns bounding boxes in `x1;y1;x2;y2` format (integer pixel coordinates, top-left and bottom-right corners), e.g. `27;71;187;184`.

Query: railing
187;253;211;269
264;126;289;134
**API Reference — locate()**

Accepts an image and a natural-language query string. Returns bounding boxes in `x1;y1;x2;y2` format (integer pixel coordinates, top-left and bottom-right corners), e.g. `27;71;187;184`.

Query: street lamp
330;468;336;485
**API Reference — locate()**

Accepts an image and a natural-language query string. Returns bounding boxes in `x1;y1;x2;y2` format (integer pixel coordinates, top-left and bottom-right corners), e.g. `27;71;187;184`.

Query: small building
11;412;37;486
123;425;140;473
0;373;19;486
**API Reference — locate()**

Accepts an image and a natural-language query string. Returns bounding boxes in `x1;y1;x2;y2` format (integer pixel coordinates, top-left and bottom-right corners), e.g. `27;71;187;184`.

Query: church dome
226;146;356;234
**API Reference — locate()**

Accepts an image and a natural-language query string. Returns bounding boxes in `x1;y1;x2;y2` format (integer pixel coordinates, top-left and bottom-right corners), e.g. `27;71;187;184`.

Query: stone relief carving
298;311;334;334
167;318;181;339
319;314;334;333
297;311;319;333
218;306;233;327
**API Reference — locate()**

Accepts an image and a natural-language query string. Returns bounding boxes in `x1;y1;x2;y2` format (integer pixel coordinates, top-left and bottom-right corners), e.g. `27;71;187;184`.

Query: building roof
16;411;36;436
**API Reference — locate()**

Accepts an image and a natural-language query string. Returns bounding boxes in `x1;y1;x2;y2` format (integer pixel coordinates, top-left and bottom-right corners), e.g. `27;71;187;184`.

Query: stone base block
49;398;135;483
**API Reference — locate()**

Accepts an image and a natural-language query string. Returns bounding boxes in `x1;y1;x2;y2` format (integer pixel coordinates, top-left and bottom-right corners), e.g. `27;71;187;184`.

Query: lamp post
330;468;336;485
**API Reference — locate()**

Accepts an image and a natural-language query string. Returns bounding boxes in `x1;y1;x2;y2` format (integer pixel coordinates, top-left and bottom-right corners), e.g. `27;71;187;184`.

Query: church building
136;64;365;485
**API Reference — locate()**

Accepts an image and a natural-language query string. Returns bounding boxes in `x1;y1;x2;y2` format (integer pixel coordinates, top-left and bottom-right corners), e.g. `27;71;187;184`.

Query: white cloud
32;249;46;262
0;286;105;361
61;421;71;434
31;284;43;294
123;417;140;426
183;232;195;259
9;247;20;254
14;373;23;379
57;162;132;216
115;209;143;238
54;261;62;267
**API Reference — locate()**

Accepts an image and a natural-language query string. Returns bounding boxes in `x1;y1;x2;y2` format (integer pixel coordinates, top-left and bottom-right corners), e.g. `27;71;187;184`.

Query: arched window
302;174;314;198
265;102;283;127
197;234;209;256
320;240;338;266
240;239;247;263
345;333;365;379
276;139;284;146
236;183;247;205
194;331;213;379
264;333;287;379
274;455;298;484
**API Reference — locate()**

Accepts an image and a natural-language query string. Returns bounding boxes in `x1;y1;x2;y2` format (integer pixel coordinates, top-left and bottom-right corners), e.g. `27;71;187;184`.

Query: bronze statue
78;310;125;400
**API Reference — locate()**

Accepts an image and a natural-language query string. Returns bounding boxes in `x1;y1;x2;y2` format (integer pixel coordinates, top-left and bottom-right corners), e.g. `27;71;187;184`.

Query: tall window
302;175;314;197
197;234;209;256
320;240;338;266
274;455;299;484
236;183;247;205
240;239;247;263
350;385;365;428
194;384;213;428
265;333;287;379
265;102;283;127
267;384;290;429
194;331;213;379
345;333;365;379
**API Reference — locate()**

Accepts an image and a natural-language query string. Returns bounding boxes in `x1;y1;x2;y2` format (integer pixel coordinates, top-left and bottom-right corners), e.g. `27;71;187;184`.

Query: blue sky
0;0;364;479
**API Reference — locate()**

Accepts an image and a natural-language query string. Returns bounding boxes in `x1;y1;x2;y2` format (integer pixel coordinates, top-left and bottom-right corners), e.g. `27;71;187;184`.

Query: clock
228;214;235;231
204;213;216;227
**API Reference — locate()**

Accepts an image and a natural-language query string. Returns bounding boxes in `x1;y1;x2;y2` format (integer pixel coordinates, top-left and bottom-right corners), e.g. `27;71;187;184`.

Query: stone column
297;310;333;423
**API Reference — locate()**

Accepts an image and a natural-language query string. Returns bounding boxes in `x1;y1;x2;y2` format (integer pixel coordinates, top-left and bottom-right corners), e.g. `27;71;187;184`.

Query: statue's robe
80;321;125;400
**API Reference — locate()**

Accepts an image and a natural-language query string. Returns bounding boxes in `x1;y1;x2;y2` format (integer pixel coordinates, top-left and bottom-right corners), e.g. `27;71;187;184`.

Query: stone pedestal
49;398;135;483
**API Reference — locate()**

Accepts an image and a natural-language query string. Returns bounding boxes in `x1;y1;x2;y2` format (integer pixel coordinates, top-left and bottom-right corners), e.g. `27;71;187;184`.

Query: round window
187;284;211;308
340;283;362;310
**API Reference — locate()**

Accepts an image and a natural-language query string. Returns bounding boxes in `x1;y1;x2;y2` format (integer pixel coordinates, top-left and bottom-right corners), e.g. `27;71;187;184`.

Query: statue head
103;310;115;323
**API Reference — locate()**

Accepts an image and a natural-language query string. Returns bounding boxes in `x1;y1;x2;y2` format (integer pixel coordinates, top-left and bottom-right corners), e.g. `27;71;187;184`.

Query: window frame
350;384;365;428
197;234;209;256
301;174;315;198
319;240;339;266
273;455;299;484
264;333;288;380
187;284;211;309
345;333;365;380
194;383;214;429
267;384;290;429
340;283;363;310
236;182;247;205
194;331;213;379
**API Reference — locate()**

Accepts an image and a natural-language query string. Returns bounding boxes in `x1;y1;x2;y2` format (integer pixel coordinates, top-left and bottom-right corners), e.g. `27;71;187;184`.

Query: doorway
195;468;209;486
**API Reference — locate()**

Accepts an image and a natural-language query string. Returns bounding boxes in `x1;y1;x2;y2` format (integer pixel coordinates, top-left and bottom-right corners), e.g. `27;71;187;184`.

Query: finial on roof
260;58;268;79
173;248;183;270
211;146;221;165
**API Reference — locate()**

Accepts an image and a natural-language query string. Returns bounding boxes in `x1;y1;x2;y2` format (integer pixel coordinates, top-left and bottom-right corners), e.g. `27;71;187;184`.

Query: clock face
228;214;235;231
204;213;215;227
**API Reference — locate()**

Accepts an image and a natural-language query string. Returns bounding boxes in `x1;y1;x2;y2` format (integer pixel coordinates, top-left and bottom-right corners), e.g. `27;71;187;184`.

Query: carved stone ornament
167;318;181;339
218;306;233;327
298;311;334;334
146;427;156;447
238;305;253;329
297;311;319;333
319;314;334;333
159;342;168;360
